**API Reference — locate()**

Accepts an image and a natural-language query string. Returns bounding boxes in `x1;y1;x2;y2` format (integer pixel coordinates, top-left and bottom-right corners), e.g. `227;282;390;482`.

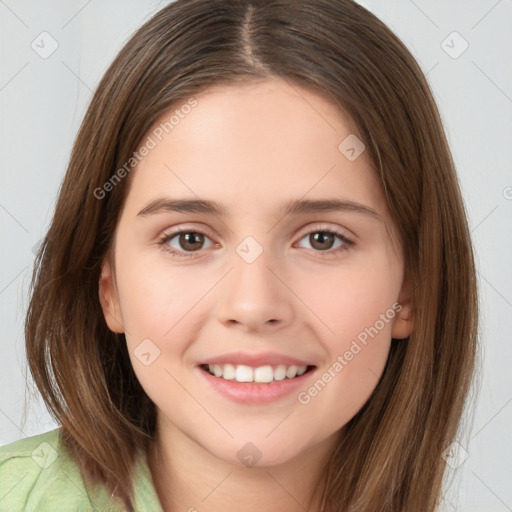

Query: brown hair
25;0;478;510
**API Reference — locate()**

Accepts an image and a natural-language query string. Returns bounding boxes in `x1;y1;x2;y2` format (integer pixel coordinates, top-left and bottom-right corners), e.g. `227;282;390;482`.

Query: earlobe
391;303;414;340
391;285;415;340
98;258;125;333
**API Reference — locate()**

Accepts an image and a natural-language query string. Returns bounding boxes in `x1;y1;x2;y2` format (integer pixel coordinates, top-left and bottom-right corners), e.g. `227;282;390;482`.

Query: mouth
199;363;316;383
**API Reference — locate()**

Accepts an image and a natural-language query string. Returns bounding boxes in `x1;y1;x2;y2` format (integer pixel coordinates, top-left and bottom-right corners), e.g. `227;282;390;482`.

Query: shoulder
0;428;120;512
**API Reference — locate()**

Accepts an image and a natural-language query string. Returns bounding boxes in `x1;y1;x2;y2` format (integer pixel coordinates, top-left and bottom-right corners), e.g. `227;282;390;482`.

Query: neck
147;422;334;512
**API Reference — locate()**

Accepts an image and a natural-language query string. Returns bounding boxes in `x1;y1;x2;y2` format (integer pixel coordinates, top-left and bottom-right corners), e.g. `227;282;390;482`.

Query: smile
200;363;314;383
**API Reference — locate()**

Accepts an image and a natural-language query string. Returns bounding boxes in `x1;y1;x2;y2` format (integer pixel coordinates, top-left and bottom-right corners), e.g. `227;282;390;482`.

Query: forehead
124;77;385;217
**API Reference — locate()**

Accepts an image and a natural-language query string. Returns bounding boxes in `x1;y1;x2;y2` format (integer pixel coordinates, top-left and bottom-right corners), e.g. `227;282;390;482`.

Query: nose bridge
216;234;294;329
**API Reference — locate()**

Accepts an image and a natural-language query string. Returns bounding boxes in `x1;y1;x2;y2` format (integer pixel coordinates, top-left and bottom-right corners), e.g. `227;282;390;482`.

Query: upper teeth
207;364;307;383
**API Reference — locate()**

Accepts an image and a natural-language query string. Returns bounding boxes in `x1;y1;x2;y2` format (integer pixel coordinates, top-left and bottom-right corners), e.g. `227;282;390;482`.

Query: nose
216;245;295;332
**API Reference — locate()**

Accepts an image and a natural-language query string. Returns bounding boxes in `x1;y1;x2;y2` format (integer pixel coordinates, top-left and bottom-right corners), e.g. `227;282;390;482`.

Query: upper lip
199;351;315;368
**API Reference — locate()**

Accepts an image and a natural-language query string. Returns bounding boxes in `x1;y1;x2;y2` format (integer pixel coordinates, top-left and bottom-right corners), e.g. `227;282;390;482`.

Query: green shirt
0;428;164;511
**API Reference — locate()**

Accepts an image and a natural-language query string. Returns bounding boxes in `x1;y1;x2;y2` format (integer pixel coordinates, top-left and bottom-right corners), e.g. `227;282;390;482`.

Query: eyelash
158;227;354;259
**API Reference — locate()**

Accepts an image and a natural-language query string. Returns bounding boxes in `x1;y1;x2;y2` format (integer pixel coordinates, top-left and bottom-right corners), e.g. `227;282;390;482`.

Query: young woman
0;1;478;511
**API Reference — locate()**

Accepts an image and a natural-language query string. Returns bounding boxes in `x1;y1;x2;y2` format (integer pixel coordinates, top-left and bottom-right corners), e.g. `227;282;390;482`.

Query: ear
391;282;414;340
98;257;125;333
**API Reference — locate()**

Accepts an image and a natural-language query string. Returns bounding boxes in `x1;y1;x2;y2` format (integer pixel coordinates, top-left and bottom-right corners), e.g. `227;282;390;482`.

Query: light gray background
1;1;511;510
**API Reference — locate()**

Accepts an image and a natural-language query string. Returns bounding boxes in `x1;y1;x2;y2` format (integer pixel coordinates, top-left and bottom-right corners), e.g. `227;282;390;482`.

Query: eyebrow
136;197;381;220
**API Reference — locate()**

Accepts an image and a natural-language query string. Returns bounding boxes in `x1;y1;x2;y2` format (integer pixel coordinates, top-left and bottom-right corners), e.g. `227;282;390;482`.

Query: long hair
25;1;478;510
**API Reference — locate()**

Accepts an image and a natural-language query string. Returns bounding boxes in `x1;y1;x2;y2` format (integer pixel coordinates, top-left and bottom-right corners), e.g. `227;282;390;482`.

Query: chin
207;438;308;469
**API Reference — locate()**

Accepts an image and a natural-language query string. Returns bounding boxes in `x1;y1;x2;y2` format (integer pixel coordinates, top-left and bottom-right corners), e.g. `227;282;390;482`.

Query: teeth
235;365;253;382
274;365;287;381
253;365;273;383
223;364;235;380
206;363;308;382
286;365;298;379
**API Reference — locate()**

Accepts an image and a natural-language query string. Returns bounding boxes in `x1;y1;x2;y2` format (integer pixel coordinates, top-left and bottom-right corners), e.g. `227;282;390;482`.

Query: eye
158;229;215;257
295;227;353;256
158;226;354;259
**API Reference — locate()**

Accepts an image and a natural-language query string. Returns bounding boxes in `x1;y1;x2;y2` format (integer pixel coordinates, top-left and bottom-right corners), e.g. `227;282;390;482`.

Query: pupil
312;232;333;250
181;232;203;251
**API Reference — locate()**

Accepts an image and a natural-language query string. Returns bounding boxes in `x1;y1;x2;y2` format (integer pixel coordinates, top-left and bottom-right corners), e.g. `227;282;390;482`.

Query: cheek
115;255;203;412
297;253;401;346
292;255;400;417
113;243;233;406
115;248;202;339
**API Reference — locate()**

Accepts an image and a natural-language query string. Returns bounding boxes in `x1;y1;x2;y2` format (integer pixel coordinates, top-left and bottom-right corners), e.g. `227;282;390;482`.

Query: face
99;77;413;467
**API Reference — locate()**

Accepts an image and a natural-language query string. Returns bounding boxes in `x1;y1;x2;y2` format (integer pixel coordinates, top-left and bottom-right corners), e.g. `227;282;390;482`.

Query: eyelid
298;222;355;241
159;222;355;244
159;222;215;239
158;221;355;260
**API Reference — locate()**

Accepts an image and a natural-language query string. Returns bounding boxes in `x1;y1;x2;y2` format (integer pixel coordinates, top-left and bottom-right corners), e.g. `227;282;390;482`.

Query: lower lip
197;366;316;405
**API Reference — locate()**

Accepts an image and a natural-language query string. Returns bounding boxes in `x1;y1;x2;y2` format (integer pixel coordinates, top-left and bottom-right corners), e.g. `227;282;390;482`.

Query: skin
99;77;414;511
